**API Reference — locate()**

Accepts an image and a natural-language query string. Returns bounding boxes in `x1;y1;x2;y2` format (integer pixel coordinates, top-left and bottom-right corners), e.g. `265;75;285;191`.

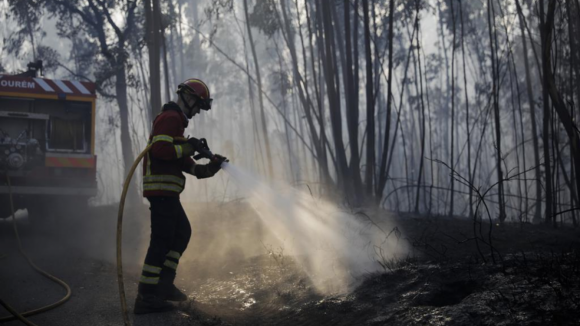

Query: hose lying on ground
0;174;72;325
116;144;152;326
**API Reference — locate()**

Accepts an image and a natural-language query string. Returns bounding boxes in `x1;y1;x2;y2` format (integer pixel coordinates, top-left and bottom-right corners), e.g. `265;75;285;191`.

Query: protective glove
191;163;216;179
212;154;229;164
208;154;228;174
187;137;201;149
180;142;195;157
187;154;228;179
187;137;214;160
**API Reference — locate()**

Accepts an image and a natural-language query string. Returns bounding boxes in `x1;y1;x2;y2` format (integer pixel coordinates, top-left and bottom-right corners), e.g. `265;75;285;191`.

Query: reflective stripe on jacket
143;102;195;197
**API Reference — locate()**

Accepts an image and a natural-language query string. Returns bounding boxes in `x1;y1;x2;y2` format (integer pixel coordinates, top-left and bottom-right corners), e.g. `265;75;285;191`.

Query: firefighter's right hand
212;154;228;164
207;154;227;174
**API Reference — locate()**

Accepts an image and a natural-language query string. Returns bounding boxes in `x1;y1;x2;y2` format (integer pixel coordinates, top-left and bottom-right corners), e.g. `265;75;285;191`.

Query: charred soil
1;204;579;326
167;212;580;326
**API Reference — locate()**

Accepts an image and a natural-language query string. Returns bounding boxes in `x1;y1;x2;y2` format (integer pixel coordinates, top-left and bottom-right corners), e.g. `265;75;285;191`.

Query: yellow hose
116;145;152;326
0;174;72;324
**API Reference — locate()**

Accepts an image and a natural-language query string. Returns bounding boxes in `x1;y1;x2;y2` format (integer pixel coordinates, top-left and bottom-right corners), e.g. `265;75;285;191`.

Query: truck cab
0;61;98;223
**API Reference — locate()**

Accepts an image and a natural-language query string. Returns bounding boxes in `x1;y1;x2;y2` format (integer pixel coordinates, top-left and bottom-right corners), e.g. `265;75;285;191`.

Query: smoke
222;163;408;294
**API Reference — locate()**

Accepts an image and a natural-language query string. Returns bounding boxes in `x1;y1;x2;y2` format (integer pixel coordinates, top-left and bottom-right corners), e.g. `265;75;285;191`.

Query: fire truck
0;61;97;223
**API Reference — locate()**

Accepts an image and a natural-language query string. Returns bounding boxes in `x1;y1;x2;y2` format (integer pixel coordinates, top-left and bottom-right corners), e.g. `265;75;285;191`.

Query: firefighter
134;79;227;314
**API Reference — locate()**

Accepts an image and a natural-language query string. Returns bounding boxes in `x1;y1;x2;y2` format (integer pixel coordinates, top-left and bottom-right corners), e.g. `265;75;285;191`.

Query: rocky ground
0;203;579;325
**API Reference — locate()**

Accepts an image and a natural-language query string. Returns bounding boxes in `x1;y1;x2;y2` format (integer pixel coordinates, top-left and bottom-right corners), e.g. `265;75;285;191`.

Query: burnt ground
0;202;579;326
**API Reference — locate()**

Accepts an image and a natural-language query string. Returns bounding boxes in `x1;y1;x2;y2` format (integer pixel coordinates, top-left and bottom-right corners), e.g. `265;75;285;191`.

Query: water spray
221;164;406;294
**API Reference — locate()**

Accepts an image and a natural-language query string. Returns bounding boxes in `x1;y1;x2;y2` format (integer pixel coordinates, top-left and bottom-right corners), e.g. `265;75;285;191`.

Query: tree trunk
543;0;580;225
319;0;350;194
305;0;332;185
376;0;395;200
540;0;554;224
515;0;542;222
166;0;179;85
280;0;332;185
146;0;162;116
177;0;185;83
362;0;375;198
487;0;506;222
449;0;457;217
161;31;171;103
243;0;274;178
344;0;363;200
459;0;473;218
116;66;137;202
413;8;426;214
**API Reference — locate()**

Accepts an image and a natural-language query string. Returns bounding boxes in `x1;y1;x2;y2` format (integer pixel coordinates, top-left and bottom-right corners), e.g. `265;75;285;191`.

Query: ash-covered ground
1;202;579;325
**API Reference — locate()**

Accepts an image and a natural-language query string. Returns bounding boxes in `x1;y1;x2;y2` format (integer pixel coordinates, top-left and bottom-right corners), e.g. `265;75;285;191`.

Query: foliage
248;0;280;38
36;45;60;74
5;0;43;57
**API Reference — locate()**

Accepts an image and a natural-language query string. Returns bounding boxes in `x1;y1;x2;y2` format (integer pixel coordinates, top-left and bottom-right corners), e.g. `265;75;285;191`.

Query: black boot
159;270;188;302
134;293;174;314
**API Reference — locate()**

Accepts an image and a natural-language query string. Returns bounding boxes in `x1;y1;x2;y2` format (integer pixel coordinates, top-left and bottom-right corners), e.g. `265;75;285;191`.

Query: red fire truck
0;61;97;223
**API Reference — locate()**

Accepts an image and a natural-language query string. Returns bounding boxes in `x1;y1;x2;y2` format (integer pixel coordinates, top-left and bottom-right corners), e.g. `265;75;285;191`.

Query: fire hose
0;174;72;326
116;137;218;326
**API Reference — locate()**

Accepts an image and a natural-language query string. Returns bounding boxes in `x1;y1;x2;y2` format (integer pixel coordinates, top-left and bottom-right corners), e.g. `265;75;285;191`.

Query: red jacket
142;102;194;197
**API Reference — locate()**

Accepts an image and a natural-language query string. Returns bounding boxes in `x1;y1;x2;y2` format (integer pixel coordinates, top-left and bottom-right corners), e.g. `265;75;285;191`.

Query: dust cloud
222;163;408;294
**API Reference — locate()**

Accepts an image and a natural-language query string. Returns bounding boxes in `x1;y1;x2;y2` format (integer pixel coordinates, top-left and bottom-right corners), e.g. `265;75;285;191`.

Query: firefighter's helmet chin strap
179;91;196;118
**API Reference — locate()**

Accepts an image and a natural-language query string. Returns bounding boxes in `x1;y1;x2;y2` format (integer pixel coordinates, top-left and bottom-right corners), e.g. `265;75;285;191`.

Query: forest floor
0;202;579;325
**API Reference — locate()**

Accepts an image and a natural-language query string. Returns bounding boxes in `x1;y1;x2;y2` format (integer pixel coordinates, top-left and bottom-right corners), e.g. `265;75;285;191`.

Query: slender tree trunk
362;0;375;198
238;12;266;174
515;0;542;222
167;0;179;85
243;0;274;178
384;12;418;208
281;0;331;185
344;0;363;199
353;0;360;160
422;43;436;215
449;0;457;217
136;47;152;124
414;7;426;214
276;42;295;183
116;66;137;201
177;0;185;83
437;0;451;161
487;0;506;222
319;0;350;193
26;19;37;61
540;0;554;224
146;0;162;115
304;0;333;186
508;52;523;218
459;0;473;218
566;0;580;220
305;0;331;185
511;51;530;221
372;4;382;178
161;31;171;103
543;0;580;225
376;0;395;200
